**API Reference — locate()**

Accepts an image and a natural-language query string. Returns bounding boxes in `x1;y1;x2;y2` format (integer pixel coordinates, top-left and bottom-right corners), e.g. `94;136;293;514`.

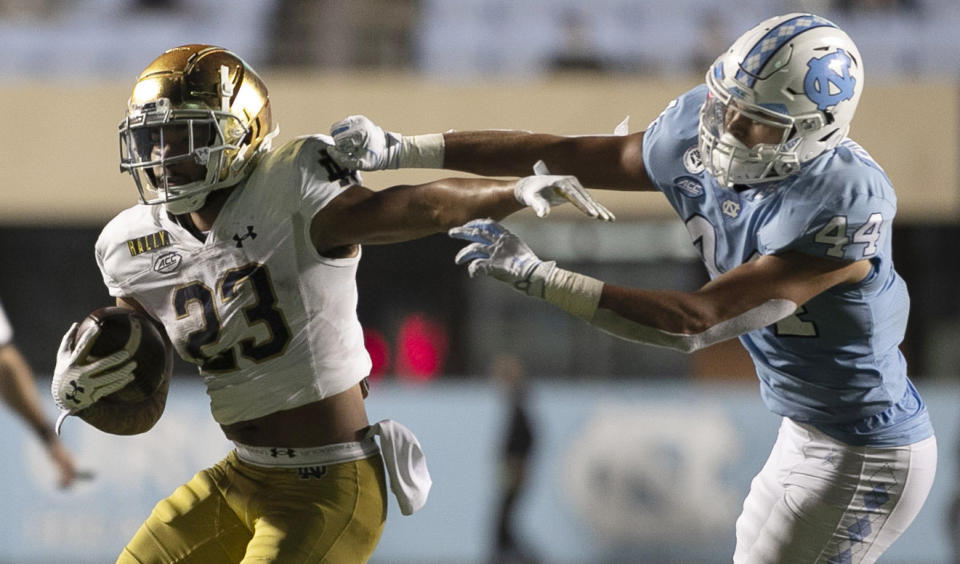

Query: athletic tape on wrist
543;267;604;320
399;133;445;168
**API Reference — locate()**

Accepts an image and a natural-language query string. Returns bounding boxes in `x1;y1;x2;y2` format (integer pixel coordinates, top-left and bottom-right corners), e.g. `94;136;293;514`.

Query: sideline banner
1;380;954;563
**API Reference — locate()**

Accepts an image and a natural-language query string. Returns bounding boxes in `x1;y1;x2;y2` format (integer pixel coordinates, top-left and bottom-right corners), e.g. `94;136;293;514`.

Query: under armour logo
233;226;257;248
804;49;856;111
269;448;296;458
65;380;85;404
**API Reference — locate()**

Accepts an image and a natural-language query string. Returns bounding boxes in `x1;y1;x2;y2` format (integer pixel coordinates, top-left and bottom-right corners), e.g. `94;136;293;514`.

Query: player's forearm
77;376;168;435
0;347;55;440
442;130;551;176
537;271;796;353
357;179;524;245
444;131;651;191
591;285;797;352
419;178;525;227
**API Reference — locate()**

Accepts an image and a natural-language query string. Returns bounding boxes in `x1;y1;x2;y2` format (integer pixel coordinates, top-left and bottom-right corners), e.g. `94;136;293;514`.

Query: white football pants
734;417;937;564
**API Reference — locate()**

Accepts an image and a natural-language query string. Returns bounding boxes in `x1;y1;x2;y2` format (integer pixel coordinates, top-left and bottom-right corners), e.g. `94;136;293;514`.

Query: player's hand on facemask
515;160;615;221
328;115;405;170
449;219;557;298
50;321;138;418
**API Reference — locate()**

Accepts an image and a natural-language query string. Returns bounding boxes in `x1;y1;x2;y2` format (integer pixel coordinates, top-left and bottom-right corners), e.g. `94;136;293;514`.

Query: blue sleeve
641;85;707;194
758;167;896;261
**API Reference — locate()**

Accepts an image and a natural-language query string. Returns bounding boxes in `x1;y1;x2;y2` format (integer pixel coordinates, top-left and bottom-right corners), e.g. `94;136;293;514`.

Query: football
73;306;171;403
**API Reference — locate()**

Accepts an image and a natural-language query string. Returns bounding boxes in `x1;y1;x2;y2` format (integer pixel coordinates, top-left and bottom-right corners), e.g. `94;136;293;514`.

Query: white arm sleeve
588;299;798;353
539;266;798;353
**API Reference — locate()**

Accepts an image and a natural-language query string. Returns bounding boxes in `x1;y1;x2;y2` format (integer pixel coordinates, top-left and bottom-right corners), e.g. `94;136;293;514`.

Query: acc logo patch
153;252;182;274
127;230;171;257
682;146;704;174
674;176;704;198
804;49;856;111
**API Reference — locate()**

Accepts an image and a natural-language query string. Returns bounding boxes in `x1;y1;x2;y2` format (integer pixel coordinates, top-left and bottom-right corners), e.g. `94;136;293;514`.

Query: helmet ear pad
698;14;863;187
119;45;277;210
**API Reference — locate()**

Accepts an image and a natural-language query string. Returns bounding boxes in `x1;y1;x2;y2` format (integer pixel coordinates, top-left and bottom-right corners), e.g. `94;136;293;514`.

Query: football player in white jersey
0;298;78;488
328;14;936;564
48;44;612;563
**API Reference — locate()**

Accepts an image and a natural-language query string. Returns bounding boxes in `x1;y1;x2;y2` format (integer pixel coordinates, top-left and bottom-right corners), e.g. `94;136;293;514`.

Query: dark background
2;223;956;380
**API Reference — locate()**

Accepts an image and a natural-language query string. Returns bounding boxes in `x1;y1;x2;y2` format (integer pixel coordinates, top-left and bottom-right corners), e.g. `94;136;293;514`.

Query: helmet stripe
735;15;835;87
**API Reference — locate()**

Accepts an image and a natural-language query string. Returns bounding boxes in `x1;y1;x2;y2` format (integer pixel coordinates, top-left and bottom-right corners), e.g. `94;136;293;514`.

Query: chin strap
231;124;280;173
163;191;209;215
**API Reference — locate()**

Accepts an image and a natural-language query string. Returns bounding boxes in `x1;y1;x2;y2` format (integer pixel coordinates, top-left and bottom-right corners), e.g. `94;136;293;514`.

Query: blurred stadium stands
3;0;960;79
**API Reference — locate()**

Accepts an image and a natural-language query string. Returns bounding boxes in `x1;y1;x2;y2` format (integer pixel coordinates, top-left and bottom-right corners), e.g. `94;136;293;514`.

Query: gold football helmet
119;45;277;214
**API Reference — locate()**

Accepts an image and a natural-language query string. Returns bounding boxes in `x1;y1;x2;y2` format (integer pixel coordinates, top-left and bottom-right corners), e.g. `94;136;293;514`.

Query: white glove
328;115;404;170
51;321;138;420
449;219;556;297
516;160;615;221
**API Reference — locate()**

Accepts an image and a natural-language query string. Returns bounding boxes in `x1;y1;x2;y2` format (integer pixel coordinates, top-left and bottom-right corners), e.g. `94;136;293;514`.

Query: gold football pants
117;450;387;563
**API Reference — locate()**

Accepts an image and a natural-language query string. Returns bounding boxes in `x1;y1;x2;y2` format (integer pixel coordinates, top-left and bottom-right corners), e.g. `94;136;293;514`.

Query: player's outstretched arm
310;171;611;253
450;219;871;353
443;130;653;192
328;114;654;191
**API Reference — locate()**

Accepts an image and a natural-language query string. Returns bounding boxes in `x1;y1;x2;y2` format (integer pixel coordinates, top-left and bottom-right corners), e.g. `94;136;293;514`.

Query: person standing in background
949;426;960;564
489;354;539;564
0;298;77;488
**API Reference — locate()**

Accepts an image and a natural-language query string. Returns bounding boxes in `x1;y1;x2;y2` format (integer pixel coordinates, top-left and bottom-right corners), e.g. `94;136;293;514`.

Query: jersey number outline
685;214;816;337
813;213;882;258
174;263;292;371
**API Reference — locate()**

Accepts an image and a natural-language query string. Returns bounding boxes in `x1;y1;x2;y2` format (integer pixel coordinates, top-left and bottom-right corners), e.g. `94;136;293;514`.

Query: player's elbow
670;335;706;354
602;325;707;353
668;305;721;345
591;309;712;353
665;307;738;353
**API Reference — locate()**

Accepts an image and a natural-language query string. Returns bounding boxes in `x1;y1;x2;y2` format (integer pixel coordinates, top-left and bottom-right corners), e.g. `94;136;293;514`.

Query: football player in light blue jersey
328;13;936;564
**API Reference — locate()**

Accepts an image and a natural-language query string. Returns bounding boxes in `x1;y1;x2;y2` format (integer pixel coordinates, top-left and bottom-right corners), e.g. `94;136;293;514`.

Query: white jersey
0;299;12;347
95;135;371;425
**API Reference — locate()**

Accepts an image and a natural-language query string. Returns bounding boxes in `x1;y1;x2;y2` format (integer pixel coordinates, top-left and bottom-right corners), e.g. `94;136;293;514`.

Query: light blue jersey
642;85;932;446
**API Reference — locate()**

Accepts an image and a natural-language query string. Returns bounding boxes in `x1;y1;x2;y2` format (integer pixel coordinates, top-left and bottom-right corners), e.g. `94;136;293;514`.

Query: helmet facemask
698;72;806;187
119;98;251;214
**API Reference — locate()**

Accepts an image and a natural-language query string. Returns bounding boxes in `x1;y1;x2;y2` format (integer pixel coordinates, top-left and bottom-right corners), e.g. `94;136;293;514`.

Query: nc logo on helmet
803;49;856;111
